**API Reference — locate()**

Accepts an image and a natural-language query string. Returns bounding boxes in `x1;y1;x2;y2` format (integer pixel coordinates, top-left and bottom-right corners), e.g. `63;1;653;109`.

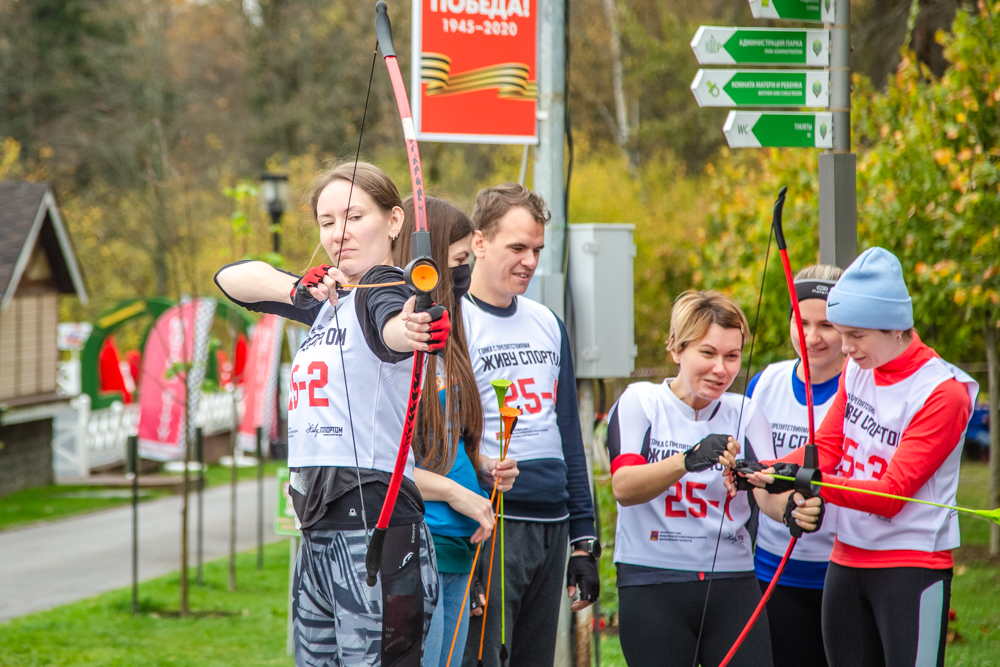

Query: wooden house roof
0;182;88;311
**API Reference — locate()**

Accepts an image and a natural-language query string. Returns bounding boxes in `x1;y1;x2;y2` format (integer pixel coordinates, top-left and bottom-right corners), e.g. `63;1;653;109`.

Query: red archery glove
290;264;333;309
427;304;451;355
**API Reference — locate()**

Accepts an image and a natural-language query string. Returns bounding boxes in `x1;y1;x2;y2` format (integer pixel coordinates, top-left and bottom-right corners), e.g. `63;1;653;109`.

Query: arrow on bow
364;0;443;587
768;474;1000;526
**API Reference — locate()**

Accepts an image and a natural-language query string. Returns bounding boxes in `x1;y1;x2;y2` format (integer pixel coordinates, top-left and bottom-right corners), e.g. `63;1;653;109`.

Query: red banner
137;299;216;461
413;0;538;144
237;314;285;456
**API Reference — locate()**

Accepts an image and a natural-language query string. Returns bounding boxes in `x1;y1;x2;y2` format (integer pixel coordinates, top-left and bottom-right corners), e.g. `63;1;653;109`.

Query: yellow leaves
972;285;982;297
985;266;998;280
954;289;967;305
0;136;21;179
934;148;954;165
916;261;928;275
991;291;1000;305
894;130;904;142
954;273;963;283
39;146;54;159
958;149;973;162
956;112;967;123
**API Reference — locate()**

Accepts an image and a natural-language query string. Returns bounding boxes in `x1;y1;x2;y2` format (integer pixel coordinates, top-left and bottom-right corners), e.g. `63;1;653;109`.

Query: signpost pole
818;0;857;268
532;0;567;320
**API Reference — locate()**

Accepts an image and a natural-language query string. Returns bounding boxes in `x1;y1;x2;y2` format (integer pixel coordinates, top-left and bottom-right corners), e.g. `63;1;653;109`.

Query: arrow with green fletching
770;474;1000;526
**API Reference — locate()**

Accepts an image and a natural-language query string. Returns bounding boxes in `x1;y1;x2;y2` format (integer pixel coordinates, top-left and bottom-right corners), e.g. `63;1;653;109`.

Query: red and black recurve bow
364;0;441;587
717;186;822;666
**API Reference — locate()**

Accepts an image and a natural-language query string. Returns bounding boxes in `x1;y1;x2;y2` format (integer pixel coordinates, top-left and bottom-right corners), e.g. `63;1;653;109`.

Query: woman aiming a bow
390;196;519;667
747;247;978;667
605;291;822;667
215;162;450;667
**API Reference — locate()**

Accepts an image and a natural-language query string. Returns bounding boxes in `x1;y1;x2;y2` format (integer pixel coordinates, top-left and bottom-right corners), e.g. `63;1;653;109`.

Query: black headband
789;279;837;316
795;279;837;302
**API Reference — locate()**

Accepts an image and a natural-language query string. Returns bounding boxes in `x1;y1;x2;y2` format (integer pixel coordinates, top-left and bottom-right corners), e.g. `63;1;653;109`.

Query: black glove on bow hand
567;553;600;604
290;264;333;309
684;434;730;473
784;491;825;533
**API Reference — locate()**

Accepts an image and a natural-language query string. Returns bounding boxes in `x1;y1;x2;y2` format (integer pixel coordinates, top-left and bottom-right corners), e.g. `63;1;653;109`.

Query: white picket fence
51;390;243;480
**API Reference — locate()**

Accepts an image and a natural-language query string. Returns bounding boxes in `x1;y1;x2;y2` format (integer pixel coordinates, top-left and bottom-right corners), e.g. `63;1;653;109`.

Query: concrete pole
531;0;567;320
818;0;857;269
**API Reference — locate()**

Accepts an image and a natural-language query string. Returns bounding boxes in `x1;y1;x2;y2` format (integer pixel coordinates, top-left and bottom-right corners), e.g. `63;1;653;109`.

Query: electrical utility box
568;224;637;379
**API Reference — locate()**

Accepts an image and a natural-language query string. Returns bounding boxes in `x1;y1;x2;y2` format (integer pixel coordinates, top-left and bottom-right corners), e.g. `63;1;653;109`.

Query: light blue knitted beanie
825;247;914;330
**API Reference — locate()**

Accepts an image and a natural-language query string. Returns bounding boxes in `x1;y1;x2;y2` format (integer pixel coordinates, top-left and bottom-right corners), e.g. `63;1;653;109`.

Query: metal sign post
691;0;857;266
818;0;857;268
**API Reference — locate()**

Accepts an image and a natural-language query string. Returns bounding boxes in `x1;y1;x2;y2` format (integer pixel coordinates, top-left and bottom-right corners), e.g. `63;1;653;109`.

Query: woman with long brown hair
392;196;518;667
215;161;451;666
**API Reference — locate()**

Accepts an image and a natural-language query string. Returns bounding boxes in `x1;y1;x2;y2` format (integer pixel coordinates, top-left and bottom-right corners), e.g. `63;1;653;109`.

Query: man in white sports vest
460;183;598;667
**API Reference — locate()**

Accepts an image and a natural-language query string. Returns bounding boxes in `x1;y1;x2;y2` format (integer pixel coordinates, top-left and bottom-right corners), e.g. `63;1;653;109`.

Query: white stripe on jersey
609;381;772;573
463;296;563;463
751;359;839;562
286;293;415;475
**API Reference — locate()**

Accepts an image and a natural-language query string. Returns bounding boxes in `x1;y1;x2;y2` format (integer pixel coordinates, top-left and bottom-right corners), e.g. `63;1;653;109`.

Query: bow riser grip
771;186;789;251
375;2;395;57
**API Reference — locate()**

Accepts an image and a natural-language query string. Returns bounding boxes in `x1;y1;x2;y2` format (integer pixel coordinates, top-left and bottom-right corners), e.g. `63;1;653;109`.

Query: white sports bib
610;382;773;573
463;296;563;463
835;356;977;553
752;359;840;562
286;293;416;476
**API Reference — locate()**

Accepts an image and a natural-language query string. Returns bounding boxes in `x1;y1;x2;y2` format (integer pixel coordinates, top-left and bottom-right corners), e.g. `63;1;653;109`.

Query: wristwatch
573;539;602;560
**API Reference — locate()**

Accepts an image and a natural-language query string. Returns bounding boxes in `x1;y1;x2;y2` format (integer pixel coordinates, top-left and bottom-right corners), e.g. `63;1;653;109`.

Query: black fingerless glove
760;462;801;494
684;434;730;473
290;264;332;309
783;492;825;534
567;554;600;604
732;460;766;491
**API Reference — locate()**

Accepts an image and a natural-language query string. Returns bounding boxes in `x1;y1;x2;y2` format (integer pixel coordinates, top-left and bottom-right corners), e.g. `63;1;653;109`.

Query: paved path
0;477;283;621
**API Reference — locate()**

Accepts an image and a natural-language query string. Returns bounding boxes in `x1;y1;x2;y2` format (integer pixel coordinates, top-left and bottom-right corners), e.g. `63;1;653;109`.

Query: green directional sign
691;27;829;66
691;70;830;108
724;111;833;148
748;0;835;23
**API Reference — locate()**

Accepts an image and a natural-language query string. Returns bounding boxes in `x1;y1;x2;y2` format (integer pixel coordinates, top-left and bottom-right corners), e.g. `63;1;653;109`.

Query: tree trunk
985;324;999;556
601;0;638;172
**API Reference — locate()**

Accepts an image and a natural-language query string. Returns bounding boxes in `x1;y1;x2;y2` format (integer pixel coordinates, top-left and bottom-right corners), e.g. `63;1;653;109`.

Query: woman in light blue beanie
825;246;914;346
747;246;979;666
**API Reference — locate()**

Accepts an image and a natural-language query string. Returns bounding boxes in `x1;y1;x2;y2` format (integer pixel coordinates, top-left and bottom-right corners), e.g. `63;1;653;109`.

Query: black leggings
618;577;773;667
759;581;828;667
823;563;952;667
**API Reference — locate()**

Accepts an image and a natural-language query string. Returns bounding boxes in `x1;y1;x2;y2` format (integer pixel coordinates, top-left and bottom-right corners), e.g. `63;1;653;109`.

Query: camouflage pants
293;522;439;667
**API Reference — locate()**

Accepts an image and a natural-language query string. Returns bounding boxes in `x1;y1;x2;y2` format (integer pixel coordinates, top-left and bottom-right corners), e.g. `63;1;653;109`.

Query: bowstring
331;42;379;546
690;226;773;667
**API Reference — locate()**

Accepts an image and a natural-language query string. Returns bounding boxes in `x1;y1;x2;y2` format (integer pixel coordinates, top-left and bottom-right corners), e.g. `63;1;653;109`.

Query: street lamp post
260;172;290;254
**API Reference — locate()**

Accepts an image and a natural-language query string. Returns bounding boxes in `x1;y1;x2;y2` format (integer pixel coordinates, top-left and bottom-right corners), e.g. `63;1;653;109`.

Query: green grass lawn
0;461;282;532
593;461;1000;667
1;463;997;666
0;540;297;667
